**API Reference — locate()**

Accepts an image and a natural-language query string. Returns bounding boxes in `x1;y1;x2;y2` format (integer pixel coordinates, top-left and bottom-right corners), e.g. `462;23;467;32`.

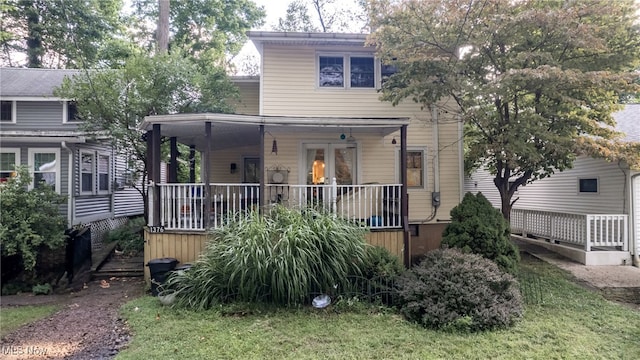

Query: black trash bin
147;257;178;296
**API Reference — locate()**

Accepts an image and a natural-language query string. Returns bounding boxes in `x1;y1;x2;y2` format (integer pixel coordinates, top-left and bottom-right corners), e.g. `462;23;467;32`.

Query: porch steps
91;242;144;279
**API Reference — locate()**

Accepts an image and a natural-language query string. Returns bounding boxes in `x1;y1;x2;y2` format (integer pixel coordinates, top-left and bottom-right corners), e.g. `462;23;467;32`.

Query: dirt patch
1;277;145;360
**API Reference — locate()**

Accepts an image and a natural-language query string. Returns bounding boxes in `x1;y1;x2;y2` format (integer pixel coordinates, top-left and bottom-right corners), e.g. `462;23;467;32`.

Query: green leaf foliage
442;193;519;275
165;205;368;309
0;167;67;273
397;248;523;332
369;0;640;219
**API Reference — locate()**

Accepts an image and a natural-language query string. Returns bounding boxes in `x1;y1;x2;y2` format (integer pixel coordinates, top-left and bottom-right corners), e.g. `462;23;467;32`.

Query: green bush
442;192;519;274
396;248;523;332
107;217;145;256
361;245;405;280
0;167;67;276
31;283;52;295
166;205;368;309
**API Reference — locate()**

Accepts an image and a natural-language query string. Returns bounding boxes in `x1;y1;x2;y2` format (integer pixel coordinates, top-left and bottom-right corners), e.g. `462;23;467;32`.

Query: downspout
61;141;73;228
631;173;640;267
458;114;464;203
422;105;440;223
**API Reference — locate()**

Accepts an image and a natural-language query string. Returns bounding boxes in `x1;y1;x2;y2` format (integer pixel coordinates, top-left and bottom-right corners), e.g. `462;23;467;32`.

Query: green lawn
0;304;60;337
118;257;640;360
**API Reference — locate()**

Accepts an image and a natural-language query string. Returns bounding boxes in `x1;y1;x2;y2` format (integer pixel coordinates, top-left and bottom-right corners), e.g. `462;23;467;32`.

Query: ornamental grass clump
396;248;523;332
166;205;368;309
442;192;519;274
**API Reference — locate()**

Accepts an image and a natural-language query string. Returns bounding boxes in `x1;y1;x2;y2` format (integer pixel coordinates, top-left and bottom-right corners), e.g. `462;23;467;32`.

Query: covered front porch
141;113;413;273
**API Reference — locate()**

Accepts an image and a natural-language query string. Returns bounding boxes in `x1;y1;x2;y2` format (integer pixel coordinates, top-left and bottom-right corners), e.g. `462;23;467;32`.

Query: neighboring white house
465;104;640;266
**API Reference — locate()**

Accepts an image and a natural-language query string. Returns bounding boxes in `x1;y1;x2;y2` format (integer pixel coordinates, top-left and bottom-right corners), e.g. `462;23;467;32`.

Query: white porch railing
152;181;402;231
511;208;628;251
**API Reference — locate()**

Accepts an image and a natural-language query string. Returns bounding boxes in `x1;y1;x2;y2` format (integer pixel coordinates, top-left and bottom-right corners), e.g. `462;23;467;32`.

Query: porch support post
189;145;196;183
151;124;162;226
259;125;265;212
169;137;178;183
400;124;410;266
203;122;212;228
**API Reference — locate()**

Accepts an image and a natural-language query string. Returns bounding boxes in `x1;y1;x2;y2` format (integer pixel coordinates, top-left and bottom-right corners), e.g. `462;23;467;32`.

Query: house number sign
148;226;165;233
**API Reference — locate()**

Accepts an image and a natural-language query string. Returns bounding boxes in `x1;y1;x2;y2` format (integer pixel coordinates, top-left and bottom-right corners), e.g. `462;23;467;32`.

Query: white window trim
396;146;428;190
316;53;377;90
97;152;111;194
62;100;81;124
27;148;61;193
0;148;21;177
0;100;17;123
578;177;599;195
80;151;95;194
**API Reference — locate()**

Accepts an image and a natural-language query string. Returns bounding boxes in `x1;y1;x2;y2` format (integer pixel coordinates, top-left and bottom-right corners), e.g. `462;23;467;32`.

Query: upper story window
317;54;383;89
0;149;20;183
381;63;398;84
63;100;80;123
1;100;16;123
319;56;344;87
350;57;375;88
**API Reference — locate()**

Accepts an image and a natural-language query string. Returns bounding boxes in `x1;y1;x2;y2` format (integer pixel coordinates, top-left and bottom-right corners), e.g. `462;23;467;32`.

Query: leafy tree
274;0;319;32
369;0;640;220
273;0;368;33
55;52;238;219
131;0;265;60
0;0;124;68
0;167;67;277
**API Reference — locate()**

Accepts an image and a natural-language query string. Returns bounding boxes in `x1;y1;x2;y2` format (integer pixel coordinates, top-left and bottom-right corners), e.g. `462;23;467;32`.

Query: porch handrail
511;208;628;251
151;182;403;231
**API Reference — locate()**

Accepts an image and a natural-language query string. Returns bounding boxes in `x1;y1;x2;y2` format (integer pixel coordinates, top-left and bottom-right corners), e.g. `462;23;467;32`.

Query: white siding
633;175;640;256
466;156;629;214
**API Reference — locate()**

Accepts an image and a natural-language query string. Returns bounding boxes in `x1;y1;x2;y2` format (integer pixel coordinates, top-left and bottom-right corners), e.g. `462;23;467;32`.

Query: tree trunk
157;0;170;52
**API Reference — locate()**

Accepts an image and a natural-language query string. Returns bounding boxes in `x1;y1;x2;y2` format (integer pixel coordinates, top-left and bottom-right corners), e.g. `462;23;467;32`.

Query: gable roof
0;67;80;98
614;104;640;143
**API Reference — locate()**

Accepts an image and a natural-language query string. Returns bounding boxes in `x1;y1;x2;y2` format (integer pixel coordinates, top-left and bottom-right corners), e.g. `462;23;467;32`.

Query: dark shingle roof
614;104;640;143
0;67;80;97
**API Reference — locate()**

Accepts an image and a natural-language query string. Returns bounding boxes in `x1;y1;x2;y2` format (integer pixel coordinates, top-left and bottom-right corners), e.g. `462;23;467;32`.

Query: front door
303;143;357;186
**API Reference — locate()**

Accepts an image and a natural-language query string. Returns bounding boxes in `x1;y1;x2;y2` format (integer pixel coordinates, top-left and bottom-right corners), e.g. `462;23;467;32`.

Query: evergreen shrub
396;248;523;332
442;192;519;274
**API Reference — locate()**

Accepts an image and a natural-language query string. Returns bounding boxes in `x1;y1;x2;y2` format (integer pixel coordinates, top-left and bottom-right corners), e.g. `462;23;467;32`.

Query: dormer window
63;100;80;123
1;101;16;123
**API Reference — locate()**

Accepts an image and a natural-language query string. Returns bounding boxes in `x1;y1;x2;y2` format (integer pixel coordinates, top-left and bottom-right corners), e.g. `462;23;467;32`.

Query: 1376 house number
148;226;165;233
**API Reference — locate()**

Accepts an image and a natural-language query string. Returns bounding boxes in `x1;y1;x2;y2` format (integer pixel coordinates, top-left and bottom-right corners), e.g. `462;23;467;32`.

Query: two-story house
0;68;144;250
141;32;464;278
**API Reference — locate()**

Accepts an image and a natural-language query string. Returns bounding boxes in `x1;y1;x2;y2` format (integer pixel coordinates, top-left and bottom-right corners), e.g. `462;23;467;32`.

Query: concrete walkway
515;239;640;306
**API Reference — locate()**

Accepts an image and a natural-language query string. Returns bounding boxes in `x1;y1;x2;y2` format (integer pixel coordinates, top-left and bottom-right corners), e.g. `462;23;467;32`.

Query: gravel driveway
1;277;145;360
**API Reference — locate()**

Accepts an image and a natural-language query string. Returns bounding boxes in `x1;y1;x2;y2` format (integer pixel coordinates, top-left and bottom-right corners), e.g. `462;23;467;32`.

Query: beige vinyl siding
259;44;463;224
466;157;629;214
262;45;426;117
262;45;461;223
207;144;261;183
232;81;259;115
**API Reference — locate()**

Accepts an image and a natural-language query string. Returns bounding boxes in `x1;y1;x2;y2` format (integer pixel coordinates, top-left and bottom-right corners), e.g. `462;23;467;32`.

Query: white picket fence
511;208;628;251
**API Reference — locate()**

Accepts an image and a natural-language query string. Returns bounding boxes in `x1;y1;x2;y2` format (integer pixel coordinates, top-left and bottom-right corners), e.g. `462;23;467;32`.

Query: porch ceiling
141;113;410;151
